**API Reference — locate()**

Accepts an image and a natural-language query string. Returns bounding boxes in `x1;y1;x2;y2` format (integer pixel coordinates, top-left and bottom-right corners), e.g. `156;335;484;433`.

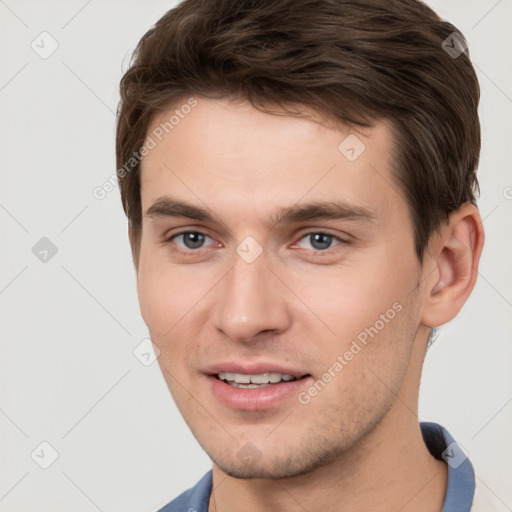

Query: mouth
215;372;306;389
206;367;312;411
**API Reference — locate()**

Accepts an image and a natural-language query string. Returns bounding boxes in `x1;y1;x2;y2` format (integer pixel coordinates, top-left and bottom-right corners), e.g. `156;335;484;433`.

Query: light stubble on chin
205;397;395;480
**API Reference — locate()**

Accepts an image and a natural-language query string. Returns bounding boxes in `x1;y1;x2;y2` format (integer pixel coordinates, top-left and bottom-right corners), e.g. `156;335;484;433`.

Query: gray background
1;1;511;511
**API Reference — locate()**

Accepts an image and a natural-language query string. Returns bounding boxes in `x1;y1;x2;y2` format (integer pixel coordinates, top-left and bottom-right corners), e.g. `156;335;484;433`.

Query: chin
209;440;347;480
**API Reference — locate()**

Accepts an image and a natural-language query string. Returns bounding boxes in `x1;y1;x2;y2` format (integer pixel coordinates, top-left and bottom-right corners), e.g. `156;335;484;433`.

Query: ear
421;203;485;328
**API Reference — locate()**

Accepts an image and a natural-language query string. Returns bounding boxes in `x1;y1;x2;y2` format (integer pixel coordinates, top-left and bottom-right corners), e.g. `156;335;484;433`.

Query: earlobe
422;204;484;328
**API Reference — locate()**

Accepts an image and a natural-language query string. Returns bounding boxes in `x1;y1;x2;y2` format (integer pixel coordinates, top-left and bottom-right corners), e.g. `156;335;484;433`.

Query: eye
296;232;343;251
169;231;215;250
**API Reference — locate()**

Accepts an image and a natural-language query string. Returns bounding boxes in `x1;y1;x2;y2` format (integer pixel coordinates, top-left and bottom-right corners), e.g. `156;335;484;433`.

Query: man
115;0;498;510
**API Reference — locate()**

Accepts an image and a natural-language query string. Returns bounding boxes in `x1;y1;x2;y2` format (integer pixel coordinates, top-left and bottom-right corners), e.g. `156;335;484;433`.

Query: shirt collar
421;422;475;512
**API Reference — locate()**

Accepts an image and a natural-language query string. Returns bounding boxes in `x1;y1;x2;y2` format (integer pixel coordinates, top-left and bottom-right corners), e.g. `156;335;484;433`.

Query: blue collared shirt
158;422;475;512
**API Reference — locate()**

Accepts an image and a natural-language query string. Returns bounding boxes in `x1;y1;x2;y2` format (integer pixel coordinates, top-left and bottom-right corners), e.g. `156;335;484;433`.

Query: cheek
136;250;214;367
303;298;419;430
137;247;184;339
291;261;413;345
136;268;193;390
137;240;182;324
287;249;420;400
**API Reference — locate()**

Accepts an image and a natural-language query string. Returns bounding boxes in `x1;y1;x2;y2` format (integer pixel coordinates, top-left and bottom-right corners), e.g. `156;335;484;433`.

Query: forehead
139;98;403;225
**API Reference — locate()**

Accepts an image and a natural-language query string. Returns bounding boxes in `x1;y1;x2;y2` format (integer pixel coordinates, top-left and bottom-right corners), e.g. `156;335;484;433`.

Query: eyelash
165;230;349;256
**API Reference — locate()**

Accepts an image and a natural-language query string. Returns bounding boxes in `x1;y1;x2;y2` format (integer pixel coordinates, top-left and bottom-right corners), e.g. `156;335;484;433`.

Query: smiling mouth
216;372;309;389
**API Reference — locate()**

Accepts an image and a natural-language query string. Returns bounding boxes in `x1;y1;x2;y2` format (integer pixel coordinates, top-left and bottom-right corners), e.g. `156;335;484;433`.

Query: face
136;98;426;478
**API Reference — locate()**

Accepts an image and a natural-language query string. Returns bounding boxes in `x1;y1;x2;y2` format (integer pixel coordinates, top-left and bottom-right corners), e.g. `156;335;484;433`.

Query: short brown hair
116;0;480;265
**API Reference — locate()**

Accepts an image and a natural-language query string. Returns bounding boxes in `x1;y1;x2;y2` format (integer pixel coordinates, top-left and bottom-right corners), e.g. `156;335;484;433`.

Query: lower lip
207;375;311;411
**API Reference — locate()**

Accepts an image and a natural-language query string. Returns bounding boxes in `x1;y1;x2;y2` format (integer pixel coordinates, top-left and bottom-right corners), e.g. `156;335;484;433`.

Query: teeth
217;372;297;385
230;382;272;389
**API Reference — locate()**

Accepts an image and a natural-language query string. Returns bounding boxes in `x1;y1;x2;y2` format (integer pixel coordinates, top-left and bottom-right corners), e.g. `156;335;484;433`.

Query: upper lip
204;361;309;379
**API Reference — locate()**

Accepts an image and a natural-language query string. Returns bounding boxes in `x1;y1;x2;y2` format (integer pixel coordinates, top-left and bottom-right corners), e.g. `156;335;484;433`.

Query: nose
212;248;291;343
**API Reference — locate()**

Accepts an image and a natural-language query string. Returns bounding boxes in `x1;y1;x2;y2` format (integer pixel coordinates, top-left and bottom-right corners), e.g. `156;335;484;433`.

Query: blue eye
297;233;341;251
172;232;211;250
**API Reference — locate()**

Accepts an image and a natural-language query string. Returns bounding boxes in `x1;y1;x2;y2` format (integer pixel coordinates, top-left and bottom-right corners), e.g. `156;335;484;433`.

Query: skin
133;98;484;511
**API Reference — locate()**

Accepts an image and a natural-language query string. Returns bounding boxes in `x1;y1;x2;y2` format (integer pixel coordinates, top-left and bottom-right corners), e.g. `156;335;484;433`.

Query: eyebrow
146;196;375;226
